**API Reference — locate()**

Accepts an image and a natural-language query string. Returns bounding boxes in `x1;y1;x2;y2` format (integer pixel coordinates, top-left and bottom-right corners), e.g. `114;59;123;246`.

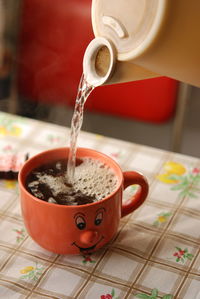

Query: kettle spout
83;37;116;87
83;37;159;87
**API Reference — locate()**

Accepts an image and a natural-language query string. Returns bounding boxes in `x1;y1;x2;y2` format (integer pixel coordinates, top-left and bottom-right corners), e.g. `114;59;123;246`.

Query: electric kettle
83;0;200;87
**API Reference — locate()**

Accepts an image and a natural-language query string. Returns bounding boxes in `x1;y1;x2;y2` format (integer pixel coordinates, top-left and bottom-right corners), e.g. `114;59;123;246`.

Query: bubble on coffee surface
73;157;118;200
26;157;118;205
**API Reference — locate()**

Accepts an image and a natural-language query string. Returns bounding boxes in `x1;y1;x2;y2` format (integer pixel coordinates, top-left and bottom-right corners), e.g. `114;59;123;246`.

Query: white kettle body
83;0;200;87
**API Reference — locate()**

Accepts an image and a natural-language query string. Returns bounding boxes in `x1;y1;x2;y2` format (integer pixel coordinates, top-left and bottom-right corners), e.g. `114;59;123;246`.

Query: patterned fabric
0;111;200;298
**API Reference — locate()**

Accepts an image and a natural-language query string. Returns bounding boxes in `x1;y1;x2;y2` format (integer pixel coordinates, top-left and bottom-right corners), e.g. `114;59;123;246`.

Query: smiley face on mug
71;207;107;254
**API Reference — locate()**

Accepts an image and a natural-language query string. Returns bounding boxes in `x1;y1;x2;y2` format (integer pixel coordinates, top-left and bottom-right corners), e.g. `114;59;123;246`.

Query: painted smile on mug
71;208;106;253
72;236;104;253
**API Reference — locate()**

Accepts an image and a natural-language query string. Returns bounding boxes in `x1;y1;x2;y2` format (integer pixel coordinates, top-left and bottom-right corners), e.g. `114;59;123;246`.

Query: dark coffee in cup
26;157;118;206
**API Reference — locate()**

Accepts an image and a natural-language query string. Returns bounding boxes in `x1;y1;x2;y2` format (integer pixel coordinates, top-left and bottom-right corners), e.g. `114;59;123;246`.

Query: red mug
18;147;149;255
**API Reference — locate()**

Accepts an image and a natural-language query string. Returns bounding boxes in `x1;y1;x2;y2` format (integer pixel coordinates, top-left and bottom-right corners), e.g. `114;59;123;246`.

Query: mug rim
18;147;123;209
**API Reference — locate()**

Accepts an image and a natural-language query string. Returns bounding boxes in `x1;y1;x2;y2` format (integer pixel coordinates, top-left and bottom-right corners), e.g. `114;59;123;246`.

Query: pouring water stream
67;75;94;182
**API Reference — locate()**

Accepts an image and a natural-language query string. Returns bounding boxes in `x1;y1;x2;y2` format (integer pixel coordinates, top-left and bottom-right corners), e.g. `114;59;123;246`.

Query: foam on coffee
30;173;71;198
73;157;118;200
26;157;119;205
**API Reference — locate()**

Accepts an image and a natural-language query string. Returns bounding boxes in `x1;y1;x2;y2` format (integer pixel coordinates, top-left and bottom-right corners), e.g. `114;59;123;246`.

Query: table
0;111;199;299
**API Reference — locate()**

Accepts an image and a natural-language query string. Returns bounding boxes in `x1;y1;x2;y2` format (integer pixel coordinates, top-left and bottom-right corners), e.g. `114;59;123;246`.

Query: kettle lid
92;0;168;61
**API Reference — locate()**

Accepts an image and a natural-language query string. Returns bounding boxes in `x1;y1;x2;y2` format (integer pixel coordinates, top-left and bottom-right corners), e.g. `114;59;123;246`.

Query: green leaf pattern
153;212;172;227
19;262;44;281
158;163;200;198
136;288;173;299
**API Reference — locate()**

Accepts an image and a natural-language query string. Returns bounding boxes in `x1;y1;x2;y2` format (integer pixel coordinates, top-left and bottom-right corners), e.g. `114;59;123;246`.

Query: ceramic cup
18;147;149;255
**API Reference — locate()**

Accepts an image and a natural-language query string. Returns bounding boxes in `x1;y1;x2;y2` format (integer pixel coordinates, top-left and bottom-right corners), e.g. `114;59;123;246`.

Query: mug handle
121;171;149;217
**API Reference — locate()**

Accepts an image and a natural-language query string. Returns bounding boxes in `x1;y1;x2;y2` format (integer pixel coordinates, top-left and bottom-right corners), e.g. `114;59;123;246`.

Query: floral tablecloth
0;111;200;299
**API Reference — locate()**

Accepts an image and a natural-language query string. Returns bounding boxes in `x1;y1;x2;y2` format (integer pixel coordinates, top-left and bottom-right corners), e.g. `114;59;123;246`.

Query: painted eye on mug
95;212;103;226
75;216;86;230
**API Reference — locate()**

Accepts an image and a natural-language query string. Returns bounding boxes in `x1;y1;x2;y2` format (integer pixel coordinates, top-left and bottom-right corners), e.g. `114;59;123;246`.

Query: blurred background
0;0;200;157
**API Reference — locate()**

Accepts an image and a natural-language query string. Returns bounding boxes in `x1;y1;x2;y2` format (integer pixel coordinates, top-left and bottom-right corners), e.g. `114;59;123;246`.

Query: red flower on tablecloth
3;145;13;152
13;228;26;243
192;167;200;174
101;295;112;299
173;247;194;263
110;151;123;159
46;134;63;144
82;254;96;264
100;289;119;299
